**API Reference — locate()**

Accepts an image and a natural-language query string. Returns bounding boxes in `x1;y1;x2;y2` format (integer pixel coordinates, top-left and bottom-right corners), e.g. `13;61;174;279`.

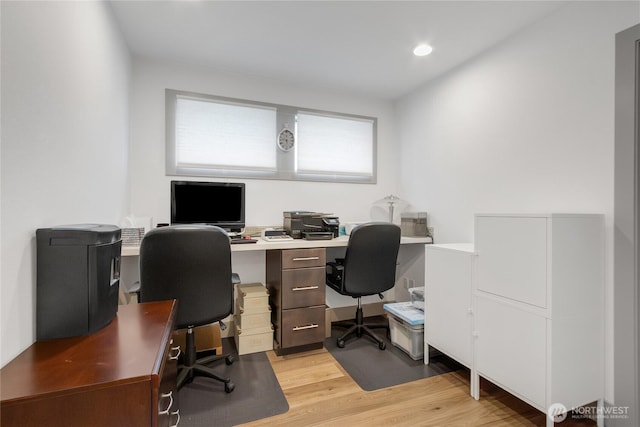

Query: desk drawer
281;248;326;269
281;306;326;348
281;267;325;309
158;338;179;427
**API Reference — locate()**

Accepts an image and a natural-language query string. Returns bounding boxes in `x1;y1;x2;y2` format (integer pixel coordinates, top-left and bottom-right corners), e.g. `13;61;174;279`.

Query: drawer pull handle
292;324;319;331
169;346;181;361
292;285;319;291
292;256;320;261
159;391;173;415
170;409;180;426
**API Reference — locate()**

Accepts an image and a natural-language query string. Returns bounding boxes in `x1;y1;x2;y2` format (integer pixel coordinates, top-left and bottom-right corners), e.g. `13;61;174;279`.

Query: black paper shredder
36;224;121;341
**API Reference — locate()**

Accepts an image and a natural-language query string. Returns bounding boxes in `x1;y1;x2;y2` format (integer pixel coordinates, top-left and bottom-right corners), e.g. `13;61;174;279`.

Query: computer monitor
171;181;245;232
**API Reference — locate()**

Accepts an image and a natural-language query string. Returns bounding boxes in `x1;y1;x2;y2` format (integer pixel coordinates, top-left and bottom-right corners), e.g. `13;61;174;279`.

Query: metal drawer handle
170;409;180;426
169;346;181;361
292;256;320;261
292;285;319;291
159;391;173;415
292;324;319;331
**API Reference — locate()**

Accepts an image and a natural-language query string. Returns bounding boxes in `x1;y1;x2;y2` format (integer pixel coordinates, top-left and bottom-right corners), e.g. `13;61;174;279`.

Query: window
166;89;377;183
297;112;374;177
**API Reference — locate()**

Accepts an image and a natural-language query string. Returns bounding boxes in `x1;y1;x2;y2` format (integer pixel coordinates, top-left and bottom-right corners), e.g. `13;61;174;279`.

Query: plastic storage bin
388;315;424;360
383;302;425;360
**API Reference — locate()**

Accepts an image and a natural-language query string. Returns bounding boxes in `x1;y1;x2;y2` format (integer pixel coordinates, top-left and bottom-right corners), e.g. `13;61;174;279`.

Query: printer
283;211;340;239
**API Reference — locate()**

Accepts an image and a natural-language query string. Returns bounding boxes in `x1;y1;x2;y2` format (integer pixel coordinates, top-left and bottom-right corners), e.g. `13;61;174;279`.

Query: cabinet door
425;246;473;367
476;216;547;308
475;296;546;409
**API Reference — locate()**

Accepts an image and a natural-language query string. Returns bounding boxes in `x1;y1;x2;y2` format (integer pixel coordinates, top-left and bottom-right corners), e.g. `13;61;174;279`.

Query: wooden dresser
1;300;179;427
266;248;326;355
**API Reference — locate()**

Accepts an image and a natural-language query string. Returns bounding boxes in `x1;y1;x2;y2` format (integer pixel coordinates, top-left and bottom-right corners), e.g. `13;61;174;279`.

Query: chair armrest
326;262;344;292
326;261;344;269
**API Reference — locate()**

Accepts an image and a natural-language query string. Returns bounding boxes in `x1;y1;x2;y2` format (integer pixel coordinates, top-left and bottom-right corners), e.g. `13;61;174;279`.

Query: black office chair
326;222;401;350
139;225;235;393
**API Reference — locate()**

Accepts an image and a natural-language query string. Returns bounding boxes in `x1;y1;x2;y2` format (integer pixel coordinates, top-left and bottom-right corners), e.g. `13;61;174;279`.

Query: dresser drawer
158;338;179;427
281;267;326;309
281;248;326;269
281;306;326;348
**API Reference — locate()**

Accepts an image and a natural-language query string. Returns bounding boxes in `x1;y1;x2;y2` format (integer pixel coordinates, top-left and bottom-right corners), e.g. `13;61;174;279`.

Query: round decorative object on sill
277;126;295;152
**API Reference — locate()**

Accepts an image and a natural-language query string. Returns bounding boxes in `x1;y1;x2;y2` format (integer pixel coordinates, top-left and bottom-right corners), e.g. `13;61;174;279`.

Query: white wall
396;1;639;405
128;58;399;229
0;1;131;366
128;59;400;287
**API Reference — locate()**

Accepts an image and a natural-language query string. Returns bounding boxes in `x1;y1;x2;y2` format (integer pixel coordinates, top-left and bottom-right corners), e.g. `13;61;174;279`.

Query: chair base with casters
176;324;235;393
331;296;389;350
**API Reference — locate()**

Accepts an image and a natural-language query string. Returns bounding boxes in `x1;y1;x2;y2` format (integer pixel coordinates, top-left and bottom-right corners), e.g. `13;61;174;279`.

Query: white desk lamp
374;194;407;223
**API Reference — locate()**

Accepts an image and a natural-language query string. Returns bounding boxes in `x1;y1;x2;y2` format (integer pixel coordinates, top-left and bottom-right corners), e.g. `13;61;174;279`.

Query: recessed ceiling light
413;44;433;57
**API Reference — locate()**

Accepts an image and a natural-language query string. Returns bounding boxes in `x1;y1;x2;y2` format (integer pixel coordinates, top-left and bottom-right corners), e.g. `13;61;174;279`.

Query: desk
1;301;178;427
120;235;431;343
121;235;431;304
121;235;431;256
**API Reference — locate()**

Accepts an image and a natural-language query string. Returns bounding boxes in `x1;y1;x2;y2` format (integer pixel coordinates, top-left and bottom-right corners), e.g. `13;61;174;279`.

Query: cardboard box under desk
173;322;222;355
236;283;269;314
236;303;272;330
234;317;274;355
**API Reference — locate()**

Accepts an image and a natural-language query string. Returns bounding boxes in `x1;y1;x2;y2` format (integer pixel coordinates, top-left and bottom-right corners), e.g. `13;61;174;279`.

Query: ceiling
108;1;567;100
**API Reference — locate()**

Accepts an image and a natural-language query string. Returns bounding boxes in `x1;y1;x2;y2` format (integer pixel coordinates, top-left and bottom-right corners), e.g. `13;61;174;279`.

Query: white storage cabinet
424;243;476;397
473;214;604;426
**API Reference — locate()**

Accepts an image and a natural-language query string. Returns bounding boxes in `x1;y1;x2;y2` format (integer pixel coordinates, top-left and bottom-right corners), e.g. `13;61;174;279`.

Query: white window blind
296;112;374;177
174;96;277;171
167;89;377;183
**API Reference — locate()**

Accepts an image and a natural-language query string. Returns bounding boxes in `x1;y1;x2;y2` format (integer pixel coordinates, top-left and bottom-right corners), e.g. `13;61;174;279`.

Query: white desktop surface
121;235;431;256
119;234;431;307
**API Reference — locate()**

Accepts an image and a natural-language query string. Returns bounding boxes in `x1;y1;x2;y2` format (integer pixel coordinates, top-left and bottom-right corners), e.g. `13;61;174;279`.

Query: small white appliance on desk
261;229;294;241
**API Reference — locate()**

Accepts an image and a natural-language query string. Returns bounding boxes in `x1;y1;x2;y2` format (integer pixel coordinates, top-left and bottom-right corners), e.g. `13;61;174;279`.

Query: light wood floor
239;347;596;427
